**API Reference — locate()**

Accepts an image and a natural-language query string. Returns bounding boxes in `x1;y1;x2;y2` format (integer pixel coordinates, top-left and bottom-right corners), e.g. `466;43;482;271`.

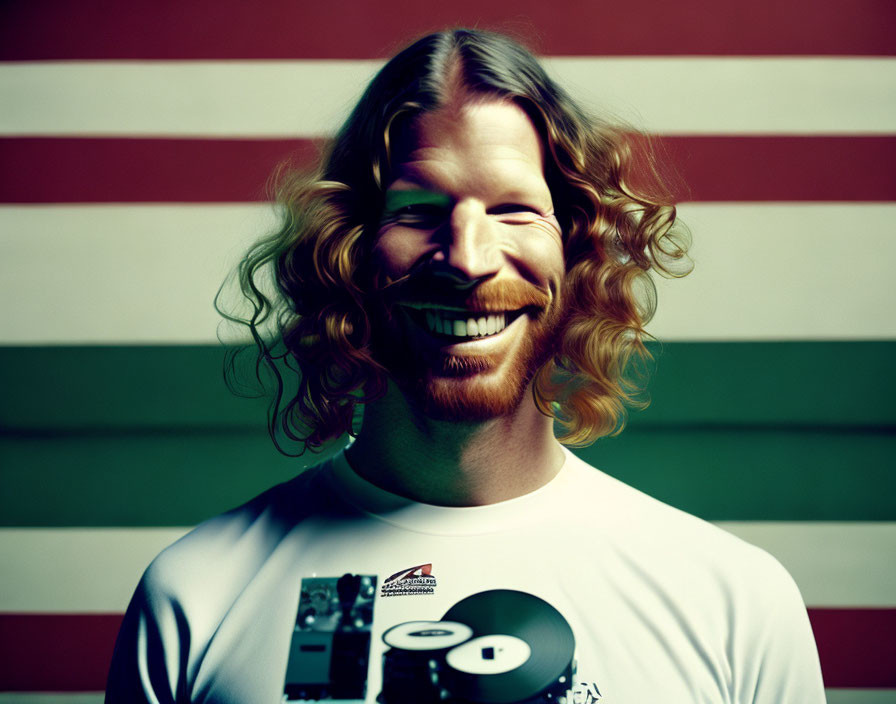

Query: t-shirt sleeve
733;553;826;704
105;566;186;704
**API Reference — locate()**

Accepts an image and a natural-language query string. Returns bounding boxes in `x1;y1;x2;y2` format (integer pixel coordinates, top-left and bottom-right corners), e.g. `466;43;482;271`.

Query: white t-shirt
106;447;825;703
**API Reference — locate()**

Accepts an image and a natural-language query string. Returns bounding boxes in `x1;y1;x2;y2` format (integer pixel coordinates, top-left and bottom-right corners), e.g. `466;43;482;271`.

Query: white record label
445;635;532;674
382;620;473;651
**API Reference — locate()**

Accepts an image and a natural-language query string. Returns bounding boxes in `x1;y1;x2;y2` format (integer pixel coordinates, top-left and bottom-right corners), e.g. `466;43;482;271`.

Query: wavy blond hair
218;28;691;453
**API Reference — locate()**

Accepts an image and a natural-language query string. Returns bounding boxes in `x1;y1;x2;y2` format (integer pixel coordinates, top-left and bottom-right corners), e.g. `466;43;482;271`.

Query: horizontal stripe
654;136;896;202
0;138;316;203
1;0;892;59
649;203;896;340
2;425;894;526
3;694;896;704
819;694;896;704
1;203;893;343
4;136;895;204
0;695;891;704
2;524;892;612
2;59;894;136
581;426;896;521
0;614;121;692
0;693;877;704
0;696;105;704
3;342;893;430
0;204;278;344
2;610;891;690
811;609;896;688
0;529;190;612
715;523;896;607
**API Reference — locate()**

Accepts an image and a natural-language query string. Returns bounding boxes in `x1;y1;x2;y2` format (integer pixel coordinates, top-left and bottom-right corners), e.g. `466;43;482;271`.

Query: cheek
506;220;565;283
370;227;433;280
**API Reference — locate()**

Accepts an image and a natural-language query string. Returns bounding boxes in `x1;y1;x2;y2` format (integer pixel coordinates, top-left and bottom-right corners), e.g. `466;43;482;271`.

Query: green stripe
2;342;894;428
577;426;895;521
0;429;327;527
1;342;894;526
641;340;895;426
1;426;893;526
0;345;265;430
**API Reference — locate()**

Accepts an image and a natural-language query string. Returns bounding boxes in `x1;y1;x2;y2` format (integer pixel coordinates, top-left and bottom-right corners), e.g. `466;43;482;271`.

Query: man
107;29;825;703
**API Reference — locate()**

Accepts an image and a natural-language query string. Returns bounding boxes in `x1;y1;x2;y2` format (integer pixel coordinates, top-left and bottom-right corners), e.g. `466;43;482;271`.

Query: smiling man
353;91;568;506
371;95;564;425
107;29;825;704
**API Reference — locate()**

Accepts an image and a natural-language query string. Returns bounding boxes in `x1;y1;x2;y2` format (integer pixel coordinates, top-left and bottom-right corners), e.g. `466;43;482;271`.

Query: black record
380;621;473;704
440;589;575;703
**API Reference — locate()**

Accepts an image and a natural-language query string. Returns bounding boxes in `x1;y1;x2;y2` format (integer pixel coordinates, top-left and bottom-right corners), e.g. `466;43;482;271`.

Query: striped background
1;1;894;702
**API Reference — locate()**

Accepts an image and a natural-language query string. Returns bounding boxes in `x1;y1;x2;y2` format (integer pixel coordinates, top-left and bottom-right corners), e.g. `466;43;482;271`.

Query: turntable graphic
382;589;576;703
284;581;577;703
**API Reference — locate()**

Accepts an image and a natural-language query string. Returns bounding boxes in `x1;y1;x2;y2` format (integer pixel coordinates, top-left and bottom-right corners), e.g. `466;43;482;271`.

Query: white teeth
420;309;512;339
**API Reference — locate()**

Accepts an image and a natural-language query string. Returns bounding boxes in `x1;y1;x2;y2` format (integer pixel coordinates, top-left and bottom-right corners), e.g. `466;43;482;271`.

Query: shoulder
562;449;802;606
107;460;341;702
140;460;334;609
564;451;824;699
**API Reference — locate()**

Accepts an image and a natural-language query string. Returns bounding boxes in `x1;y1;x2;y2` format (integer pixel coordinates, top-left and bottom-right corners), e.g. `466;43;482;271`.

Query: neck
345;382;565;506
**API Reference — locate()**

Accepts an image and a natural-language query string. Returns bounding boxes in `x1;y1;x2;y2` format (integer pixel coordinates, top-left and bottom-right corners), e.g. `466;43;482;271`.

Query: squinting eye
399;204;445;217
489;203;541;215
489;203;543;225
385;203;447;228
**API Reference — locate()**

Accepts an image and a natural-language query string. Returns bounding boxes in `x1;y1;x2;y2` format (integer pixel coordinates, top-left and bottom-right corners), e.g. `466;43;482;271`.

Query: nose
430;199;501;284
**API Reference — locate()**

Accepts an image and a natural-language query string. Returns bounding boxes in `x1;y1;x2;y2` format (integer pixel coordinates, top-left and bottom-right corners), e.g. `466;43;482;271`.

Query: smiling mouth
399;305;526;341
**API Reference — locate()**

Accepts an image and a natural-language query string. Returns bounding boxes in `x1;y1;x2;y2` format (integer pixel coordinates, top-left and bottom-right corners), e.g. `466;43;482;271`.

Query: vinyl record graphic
381;621;474;704
440;590;575;703
446;634;531;674
383;620;473;651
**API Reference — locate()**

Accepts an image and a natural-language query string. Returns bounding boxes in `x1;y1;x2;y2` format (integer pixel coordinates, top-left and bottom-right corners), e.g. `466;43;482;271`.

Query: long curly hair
217;28;691;454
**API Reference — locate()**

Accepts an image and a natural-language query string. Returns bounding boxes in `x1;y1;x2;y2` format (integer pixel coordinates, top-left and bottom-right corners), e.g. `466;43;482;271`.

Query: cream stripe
0;203;893;344
1;524;893;612
774;692;895;704
716;522;896;608
0;204;278;345
1;58;894;136
0;528;190;612
546;57;896;135
0;692;891;703
650;203;896;341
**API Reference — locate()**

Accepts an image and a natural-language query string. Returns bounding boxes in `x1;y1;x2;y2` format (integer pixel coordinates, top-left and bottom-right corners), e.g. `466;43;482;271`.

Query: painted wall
1;1;894;701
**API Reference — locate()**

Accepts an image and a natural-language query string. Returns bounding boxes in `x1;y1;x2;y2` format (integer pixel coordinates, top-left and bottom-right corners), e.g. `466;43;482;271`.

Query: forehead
389;98;548;190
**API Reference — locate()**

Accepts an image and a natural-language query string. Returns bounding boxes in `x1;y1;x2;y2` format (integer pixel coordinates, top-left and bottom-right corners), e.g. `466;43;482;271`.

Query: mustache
377;274;552;313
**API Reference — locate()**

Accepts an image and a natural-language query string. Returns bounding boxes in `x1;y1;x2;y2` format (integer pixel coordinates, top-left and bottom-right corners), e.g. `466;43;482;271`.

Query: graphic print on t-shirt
284;579;588;703
284;574;377;700
380;562;437;597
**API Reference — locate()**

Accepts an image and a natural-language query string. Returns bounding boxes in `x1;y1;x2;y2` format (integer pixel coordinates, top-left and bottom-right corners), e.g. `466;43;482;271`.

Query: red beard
369;277;563;421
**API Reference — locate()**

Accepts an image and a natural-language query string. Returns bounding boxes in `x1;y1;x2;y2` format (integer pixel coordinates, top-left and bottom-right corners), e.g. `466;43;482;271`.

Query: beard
369;277;564;421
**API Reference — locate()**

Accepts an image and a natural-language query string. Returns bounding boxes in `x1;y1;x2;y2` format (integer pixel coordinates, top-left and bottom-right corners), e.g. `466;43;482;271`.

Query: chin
415;361;533;421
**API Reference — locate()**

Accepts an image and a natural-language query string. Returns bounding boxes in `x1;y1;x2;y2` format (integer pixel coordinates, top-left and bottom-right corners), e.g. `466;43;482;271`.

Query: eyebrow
383;189;452;212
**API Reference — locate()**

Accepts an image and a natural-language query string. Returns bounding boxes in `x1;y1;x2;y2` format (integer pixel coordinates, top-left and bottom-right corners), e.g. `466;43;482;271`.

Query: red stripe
644;136;896;203
0;613;123;692
809;608;896;689
2;0;894;59
3;136;894;204
0;608;893;691
0;138;318;204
